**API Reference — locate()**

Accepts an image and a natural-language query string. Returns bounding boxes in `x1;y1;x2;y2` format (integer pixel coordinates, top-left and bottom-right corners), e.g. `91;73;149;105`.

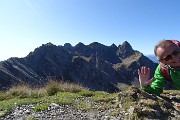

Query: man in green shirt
138;40;180;95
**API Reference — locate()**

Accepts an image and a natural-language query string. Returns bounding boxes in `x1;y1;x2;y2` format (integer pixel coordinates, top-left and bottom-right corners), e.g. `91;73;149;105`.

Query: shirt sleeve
142;64;166;95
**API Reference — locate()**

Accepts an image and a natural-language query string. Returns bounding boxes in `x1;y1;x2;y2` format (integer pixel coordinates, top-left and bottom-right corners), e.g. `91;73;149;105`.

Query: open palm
138;66;154;87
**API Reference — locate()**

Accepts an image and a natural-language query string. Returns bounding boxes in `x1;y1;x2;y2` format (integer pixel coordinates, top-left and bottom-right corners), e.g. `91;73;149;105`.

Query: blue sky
0;0;180;60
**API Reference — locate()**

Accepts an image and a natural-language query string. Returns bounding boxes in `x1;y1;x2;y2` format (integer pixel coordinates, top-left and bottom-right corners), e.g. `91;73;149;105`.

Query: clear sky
0;0;180;60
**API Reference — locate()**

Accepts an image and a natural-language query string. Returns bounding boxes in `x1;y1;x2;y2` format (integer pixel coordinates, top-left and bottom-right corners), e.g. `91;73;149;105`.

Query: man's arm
138;65;166;95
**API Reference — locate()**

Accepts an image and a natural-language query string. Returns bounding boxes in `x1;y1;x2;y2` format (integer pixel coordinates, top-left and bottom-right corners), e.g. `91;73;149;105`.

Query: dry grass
7;84;32;98
5;84;46;99
0;80;88;99
46;80;88;96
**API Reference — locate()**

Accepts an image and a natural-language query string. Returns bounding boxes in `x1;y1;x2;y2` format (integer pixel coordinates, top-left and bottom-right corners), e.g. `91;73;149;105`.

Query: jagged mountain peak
89;42;106;46
75;42;85;47
88;42;108;51
26;43;58;57
116;41;135;59
25;42;71;70
111;43;117;48
63;43;73;52
121;41;133;51
64;43;72;47
43;42;54;46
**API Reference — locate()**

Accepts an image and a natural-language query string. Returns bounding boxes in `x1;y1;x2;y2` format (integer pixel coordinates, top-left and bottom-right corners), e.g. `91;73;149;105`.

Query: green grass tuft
34;103;49;112
92;91;116;102
78;90;94;97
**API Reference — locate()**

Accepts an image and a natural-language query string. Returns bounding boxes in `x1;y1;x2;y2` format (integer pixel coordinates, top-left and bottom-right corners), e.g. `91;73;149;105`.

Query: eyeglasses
160;49;180;61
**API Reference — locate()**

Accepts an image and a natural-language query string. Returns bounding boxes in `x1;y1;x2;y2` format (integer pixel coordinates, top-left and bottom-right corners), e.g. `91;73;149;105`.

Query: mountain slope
0;41;158;92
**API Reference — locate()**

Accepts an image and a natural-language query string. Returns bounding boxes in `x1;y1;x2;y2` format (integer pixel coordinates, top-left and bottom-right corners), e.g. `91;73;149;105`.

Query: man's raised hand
138;66;154;87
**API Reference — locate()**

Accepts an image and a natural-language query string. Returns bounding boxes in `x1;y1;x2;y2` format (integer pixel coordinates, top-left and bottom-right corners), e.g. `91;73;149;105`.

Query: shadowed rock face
0;41;158;92
116;41;135;59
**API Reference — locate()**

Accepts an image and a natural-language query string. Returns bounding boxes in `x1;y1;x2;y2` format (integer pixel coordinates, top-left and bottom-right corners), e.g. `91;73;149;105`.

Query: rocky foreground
1;87;180;120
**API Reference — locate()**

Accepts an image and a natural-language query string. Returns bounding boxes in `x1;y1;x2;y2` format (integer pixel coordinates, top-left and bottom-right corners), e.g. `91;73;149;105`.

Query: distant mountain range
0;41;158;92
146;55;159;63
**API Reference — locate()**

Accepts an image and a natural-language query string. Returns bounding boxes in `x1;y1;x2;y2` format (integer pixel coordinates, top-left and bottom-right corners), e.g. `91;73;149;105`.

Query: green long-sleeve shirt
143;64;180;95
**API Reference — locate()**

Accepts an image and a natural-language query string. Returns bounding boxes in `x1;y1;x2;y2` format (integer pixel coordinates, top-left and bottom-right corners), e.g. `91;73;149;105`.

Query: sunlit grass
0;80;89;117
46;80;88;96
92;91;117;102
0;81;179;119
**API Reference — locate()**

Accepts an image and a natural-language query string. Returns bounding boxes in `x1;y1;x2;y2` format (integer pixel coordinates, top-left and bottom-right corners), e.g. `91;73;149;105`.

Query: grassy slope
0;81;179;119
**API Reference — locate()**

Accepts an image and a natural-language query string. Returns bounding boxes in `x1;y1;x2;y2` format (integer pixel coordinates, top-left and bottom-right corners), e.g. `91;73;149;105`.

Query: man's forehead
159;42;177;49
157;43;177;56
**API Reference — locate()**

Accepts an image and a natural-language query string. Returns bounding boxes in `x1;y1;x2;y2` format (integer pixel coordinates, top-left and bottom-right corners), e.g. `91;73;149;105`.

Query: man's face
157;43;180;67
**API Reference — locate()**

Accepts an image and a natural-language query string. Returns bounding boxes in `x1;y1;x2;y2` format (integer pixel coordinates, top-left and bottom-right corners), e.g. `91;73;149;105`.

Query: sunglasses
160;49;180;61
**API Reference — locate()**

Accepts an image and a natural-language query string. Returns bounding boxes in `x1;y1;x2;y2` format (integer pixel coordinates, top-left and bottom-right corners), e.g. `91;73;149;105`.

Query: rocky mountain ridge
0;41;158;92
